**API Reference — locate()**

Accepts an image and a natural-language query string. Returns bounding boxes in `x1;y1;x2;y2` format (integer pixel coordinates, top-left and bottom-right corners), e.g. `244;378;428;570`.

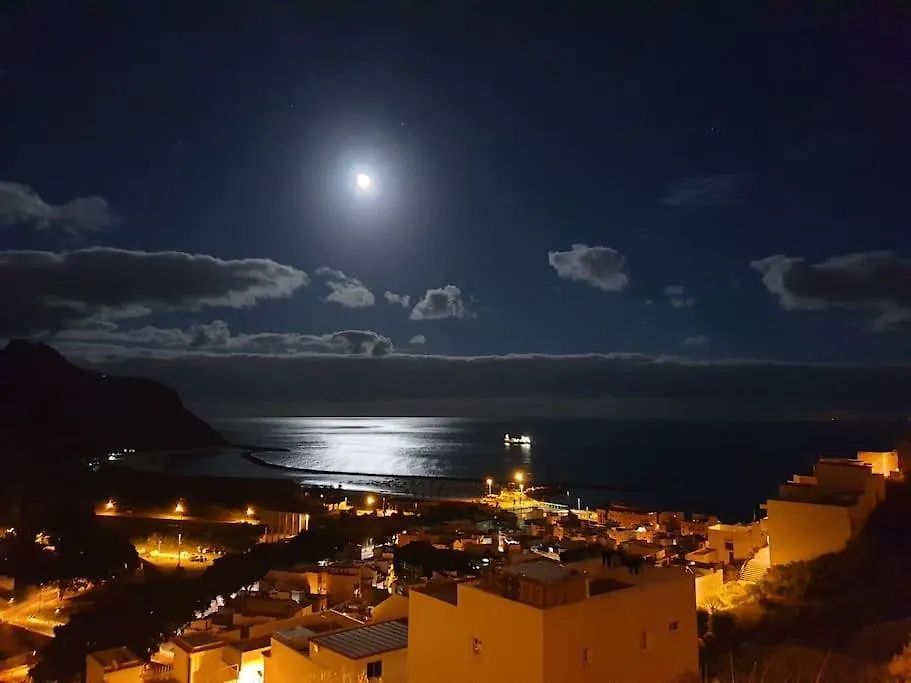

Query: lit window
472;637;482;655
640;631;648;649
669;620;680;632
366;660;382;678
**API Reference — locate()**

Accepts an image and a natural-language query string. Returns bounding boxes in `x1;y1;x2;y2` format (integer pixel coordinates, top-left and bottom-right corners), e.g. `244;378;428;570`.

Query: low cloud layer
662;173;743;208
548;244;629;292
683;335;710;346
0;181;116;231
58;321;392;356
67;348;911;418
384;291;410;308
752;251;911;332
664;285;695;309
409;334;426;345
315;267;375;308
410;285;470;320
0;247;309;336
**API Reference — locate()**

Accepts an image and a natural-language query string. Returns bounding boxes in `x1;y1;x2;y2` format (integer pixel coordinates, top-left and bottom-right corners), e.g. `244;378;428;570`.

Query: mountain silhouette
0;340;226;458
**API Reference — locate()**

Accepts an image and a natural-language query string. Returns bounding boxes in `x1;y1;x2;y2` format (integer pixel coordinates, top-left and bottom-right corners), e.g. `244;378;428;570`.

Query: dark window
724;541;734;552
669;620;680;631
366;660;382;678
640;631;648;649
582;647;591;665
472;637;482;654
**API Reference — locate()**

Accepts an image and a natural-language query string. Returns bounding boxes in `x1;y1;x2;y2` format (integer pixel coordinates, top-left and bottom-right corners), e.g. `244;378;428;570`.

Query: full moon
356;173;372;190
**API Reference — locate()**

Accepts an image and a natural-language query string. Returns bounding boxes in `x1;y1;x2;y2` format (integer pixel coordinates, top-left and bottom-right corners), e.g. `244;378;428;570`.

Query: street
0;586;73;638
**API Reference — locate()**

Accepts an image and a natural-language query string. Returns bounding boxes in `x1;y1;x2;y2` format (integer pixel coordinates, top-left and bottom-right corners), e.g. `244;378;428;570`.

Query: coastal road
0;586;66;638
96;509;259;526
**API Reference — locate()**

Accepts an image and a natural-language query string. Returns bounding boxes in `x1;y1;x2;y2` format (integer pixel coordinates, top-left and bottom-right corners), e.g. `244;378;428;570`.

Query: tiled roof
311;619;408;660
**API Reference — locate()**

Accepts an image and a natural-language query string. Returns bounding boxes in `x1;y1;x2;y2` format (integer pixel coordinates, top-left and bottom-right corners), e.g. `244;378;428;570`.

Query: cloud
548;244;629;292
751;251;911;332
664;285;695;309
67;348;911;418
315;267;375;308
57;321;392;356
384;291;411;308
0;181;116;231
410;285;471;320
683;335;710;346
662;173;743;208
0;247;309;336
409;334;426;345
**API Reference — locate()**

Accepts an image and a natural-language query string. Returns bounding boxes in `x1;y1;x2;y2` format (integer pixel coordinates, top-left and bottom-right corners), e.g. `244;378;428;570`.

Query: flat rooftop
588;577;632;596
500;560;570;583
415;581;460;606
171;632;224;653
775;483;862;507
89;647;144;670
708;523;749;533
311;618;408;660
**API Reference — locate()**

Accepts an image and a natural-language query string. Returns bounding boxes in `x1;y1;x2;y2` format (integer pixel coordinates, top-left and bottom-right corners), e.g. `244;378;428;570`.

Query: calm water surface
124;417;905;520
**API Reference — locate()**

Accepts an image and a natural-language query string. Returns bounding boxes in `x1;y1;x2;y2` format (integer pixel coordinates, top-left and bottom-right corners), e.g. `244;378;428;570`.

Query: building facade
408;559;698;683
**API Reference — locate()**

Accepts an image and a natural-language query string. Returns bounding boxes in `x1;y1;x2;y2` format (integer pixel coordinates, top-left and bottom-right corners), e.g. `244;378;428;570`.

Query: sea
120;417;907;522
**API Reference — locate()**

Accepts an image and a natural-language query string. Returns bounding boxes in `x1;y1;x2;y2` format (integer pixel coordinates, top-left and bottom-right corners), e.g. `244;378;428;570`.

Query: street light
485;478;493;496
246;506;255;518
366;495;376;507
514;471;525;495
104;499;115;512
175;501;185;568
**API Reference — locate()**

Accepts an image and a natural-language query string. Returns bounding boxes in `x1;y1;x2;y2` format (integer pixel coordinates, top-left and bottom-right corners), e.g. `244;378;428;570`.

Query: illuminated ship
504;433;532;447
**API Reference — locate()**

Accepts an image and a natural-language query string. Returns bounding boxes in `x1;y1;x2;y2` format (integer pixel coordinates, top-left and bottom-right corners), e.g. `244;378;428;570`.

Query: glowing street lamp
104;499;115;512
485;478;494;496
514;471;525;494
246;506;255;518
175;501;185;568
366;495;376;507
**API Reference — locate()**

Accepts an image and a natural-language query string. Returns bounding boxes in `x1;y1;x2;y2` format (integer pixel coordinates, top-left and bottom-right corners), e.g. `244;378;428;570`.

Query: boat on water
504;433;532;447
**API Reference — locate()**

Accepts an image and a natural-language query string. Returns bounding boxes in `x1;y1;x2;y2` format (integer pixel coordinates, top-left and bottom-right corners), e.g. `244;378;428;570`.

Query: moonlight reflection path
241;451;647;493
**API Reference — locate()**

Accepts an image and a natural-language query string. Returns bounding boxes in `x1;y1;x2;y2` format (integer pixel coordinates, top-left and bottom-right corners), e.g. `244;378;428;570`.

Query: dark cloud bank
69;350;911;419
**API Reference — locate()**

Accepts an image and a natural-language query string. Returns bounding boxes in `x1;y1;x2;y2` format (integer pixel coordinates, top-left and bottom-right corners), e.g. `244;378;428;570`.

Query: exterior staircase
739;546;771;583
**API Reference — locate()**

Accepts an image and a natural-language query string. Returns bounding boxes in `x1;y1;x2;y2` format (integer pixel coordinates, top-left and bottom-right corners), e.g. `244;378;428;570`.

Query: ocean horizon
122;416;906;522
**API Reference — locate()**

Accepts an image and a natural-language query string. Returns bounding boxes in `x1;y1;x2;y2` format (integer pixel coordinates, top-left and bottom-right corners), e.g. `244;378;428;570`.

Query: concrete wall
407;591;466;683
694;569;724;608
85;659;142;683
409;569;697;683
707;524;763;562
765;499;853;566
541;572;698;683
310;645;406;683
858;451;900;477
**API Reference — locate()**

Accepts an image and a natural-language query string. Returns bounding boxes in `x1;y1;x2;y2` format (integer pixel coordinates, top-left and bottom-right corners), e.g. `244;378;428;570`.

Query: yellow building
706;522;765;563
408;559;698;683
167;632;270;683
265;617;408;683
764;457;886;566
857;450;901;478
85;648;147;683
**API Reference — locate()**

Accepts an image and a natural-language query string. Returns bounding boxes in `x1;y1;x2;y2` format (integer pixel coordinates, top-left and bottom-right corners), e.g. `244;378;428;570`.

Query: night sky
1;2;910;416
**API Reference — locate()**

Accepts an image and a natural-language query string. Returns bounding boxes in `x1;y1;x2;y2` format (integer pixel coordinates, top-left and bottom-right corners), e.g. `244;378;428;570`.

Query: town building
763;457;887;566
265;616;408;683
408;558;698;683
706;521;765;564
